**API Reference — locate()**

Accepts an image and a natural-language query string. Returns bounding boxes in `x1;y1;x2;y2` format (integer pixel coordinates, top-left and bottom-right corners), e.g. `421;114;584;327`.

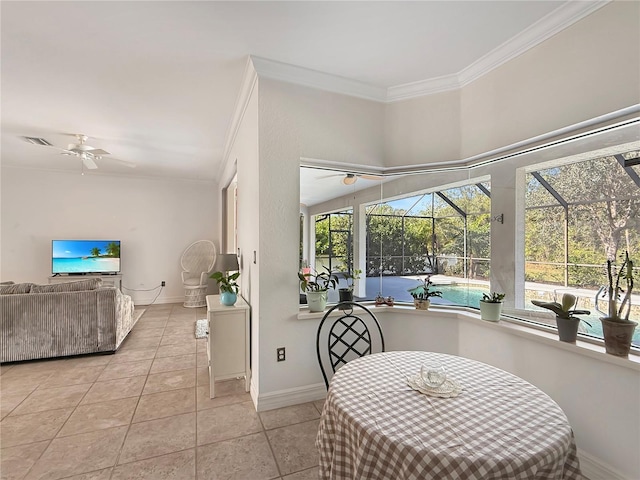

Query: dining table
316;351;582;480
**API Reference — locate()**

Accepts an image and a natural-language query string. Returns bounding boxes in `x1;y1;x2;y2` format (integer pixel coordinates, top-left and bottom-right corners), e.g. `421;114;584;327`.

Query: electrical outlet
277;347;285;362
161;281;166;287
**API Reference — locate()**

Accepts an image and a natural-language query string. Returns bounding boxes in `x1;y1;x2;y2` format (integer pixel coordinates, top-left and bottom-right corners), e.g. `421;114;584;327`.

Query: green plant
482;292;505;303
531;293;591;326
604;251;635;322
299;266;338;293
408;276;442;300
343;269;362;291
210;271;240;294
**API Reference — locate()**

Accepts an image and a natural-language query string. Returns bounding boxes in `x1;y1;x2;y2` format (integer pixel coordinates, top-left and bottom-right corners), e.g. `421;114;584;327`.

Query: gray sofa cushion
0;283;33;294
31;278;103;293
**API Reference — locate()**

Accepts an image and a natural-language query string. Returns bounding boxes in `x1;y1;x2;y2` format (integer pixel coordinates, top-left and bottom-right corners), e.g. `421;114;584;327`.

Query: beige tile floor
1;304;321;480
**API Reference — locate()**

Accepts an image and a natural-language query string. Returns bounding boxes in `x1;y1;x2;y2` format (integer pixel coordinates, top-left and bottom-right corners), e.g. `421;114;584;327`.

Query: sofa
0;278;136;363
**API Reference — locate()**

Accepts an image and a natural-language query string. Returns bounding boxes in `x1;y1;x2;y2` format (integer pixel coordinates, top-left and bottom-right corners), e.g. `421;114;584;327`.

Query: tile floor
1;304;322;480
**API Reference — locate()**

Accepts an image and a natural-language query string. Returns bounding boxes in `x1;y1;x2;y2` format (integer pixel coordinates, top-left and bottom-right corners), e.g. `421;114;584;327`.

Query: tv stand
48;274;122;291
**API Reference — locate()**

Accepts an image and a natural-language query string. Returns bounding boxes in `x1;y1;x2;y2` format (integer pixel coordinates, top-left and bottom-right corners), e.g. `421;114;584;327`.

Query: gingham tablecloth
316;351;582;480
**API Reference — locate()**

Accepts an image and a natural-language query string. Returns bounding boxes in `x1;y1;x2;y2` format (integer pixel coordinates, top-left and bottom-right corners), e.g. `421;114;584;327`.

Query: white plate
407;373;463;398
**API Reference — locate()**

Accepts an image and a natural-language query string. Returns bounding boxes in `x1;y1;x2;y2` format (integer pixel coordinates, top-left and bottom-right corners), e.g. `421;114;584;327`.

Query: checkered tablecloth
316;351;582;480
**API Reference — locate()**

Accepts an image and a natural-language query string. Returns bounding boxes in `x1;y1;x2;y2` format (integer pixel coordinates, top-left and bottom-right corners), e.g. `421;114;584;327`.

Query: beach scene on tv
52;240;121;274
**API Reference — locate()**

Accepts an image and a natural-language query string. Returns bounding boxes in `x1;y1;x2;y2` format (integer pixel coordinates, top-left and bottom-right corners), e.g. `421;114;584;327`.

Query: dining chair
316;301;385;388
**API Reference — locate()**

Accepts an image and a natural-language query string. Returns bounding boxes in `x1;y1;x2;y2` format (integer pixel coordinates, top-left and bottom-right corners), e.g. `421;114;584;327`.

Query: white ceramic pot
479;301;502;321
306;291;328;312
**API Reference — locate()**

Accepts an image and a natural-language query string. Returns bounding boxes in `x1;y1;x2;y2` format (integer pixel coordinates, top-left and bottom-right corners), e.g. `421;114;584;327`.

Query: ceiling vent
22;137;53;146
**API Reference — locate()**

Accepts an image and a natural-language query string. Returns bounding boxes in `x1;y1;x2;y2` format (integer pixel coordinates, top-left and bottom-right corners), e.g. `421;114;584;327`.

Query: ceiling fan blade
86;148;110;156
82;156;98;170
358;174;385;181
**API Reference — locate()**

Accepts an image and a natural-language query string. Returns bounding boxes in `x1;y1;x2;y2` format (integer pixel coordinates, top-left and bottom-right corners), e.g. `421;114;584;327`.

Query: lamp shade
214;253;239;272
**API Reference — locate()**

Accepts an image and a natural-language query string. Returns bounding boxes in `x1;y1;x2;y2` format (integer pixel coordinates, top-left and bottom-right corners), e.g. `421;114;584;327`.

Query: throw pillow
0;283;33;294
31;278;104;293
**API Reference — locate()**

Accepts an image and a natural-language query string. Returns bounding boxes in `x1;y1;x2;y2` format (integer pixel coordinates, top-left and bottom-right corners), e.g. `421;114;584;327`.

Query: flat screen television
52;240;121;274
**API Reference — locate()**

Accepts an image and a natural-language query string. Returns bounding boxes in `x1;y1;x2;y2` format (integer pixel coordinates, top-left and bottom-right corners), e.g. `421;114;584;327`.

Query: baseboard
578;448;631;480
254;383;326;412
133;295;184;306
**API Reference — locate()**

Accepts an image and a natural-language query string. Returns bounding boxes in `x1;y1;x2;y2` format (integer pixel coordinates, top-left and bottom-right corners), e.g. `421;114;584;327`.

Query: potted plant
407;276;442;310
598;251;637;357
338;269;362;306
479;292;506;322
210;271;240;306
531;293;591;343
299;266;338;312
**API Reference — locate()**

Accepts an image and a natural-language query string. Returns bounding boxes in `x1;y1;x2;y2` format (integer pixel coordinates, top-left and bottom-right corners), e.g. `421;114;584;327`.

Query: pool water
435;285;488;308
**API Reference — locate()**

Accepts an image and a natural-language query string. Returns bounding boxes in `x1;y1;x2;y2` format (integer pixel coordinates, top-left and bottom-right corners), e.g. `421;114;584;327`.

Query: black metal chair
316;301;385;389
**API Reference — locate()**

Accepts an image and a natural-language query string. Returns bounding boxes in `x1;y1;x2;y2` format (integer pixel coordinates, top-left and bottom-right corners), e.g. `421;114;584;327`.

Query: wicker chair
181;240;217;308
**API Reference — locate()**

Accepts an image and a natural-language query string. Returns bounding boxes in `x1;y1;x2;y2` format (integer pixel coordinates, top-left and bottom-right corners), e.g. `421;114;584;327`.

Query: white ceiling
1;1;601;182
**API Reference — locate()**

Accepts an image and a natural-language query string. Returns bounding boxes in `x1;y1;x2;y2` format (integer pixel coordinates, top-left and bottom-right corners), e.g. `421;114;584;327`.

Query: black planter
555;316;580;343
338;288;353;309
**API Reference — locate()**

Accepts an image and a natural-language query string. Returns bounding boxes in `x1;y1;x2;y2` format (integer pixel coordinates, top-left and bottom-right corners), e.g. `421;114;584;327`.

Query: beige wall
382;1;640;165
0;167;217;305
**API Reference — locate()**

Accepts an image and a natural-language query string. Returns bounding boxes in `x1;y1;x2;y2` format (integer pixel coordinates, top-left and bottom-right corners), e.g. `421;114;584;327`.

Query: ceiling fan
22;134;136;170
320;172;385;185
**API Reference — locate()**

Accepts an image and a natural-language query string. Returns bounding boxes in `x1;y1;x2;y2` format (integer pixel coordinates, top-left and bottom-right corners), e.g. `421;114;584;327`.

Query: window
366;182;491;306
525;152;640;346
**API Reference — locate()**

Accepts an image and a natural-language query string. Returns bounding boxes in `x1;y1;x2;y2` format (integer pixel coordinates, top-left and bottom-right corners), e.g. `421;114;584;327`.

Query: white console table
206;294;250;398
49;274;122;291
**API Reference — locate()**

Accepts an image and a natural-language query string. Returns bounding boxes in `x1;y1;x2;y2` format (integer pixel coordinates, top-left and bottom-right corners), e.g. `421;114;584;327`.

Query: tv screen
52;240;121;274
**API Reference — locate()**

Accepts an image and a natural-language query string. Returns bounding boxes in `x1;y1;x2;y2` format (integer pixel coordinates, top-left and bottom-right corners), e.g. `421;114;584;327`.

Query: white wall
223;75;261;398
250;77;386;397
1;167;217;305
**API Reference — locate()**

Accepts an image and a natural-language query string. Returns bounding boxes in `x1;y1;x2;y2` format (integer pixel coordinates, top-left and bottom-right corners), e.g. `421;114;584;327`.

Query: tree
90;247;101;257
106;242;120;258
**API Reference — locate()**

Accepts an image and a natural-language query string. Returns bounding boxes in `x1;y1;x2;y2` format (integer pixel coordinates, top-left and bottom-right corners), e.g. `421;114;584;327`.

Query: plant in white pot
531;293;591;343
299;266;338;313
407;276;442;310
598;251;637;357
210;271;240;306
479;292;506;322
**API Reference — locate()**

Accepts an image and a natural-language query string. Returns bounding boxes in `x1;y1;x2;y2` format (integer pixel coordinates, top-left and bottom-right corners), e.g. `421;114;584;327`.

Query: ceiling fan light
343;174;357;185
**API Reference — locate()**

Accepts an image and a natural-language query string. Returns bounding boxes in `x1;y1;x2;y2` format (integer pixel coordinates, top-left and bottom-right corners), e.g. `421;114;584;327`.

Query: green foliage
343;269;362;290
531;293;591;324
408;277;442;300
525;157;640;288
299;266;338;292
482;292;505;303
210;271;240;294
106;242;120;258
90;247;101;257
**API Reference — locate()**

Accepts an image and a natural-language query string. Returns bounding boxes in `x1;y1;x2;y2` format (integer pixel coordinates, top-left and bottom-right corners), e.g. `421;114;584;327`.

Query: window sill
298;303;640;372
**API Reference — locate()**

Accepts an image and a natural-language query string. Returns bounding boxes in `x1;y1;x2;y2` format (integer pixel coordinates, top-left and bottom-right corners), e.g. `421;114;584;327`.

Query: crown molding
250;56;387;102
386;73;461;102
457;0;609;88
249;1;609;103
221;56;259;175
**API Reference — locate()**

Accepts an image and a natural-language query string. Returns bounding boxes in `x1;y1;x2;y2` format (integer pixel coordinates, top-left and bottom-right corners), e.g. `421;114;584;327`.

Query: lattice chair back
316;302;385;389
